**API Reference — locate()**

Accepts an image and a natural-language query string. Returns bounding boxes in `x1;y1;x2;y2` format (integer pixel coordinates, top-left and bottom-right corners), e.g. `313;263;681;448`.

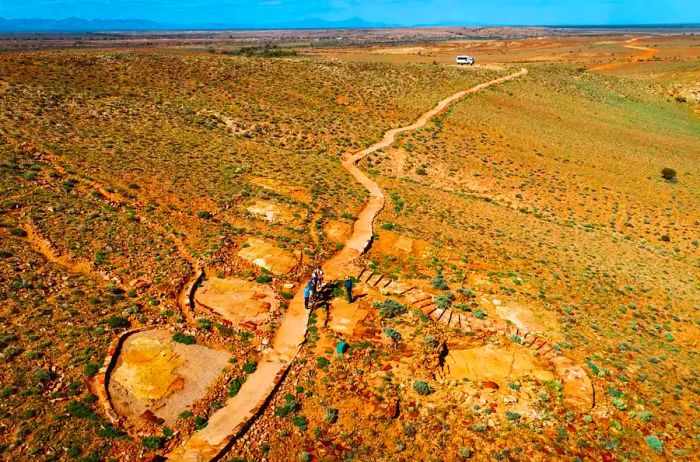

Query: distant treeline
218;44;298;58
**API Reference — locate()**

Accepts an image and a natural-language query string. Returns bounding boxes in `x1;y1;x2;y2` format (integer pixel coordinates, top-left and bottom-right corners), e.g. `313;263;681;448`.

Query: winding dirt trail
165;68;527;462
589;36;657;72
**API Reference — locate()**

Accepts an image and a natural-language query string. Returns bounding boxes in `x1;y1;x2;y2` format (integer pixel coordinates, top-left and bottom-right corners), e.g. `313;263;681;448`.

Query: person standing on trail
345;276;353;303
307;279;315;300
312;267;324;288
310;272;319;294
304;284;312;310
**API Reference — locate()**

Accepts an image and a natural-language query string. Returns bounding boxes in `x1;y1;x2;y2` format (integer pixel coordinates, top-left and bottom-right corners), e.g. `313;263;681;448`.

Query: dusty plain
0;26;699;462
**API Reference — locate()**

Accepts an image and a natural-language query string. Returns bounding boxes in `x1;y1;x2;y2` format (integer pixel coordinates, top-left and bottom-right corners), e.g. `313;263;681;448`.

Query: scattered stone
482;381;500;390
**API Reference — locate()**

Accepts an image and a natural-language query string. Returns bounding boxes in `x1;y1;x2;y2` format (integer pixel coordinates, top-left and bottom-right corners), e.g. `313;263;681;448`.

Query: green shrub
434;294;452;310
275;394;299;418
197;318;212;330
194;416;208;430
228;377;245;397
243;361;258;374
660;168;676;182
141;436;163;450
256;274;273;284
107;316;130;329
505;410;521;422
383;327;402;342
98;425;128;439
292;415;308;431
216;323;235;336
431;269;449;290
316;357;330;369
172;333;196;345
61;178;78;192
413;380;433;395
324;407;339;424
8;227;26;237
473;309;486;319
197;210;213;219
458;447;473;459
374;299;407;319
66;400;96;419
94;250;108;265
645;435;663;453
84;363;100;377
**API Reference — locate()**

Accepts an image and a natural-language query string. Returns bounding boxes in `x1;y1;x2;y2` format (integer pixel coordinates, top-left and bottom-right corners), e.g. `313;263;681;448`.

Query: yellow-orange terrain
0;31;698;462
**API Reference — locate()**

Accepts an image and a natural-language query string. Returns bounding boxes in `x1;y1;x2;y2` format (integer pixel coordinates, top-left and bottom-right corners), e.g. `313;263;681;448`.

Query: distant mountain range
0;17;391;33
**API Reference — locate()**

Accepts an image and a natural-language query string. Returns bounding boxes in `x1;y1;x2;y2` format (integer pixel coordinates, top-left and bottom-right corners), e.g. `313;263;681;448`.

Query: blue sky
1;0;698;26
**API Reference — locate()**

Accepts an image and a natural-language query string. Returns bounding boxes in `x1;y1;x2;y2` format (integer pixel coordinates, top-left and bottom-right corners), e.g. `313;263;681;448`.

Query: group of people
303;267;324;310
301;267;355;309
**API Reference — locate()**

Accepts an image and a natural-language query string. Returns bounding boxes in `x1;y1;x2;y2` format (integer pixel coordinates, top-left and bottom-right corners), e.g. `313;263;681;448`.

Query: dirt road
165;67;528;462
589;36;657;72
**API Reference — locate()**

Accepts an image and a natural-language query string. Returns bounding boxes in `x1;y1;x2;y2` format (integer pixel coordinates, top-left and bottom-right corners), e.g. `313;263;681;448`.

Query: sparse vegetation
374;299;407;318
172;333;196;345
0;30;696;462
413;380;433;395
661;167;677;182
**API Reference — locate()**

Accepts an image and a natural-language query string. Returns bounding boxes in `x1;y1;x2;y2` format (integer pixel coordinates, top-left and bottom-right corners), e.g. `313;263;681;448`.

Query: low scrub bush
228;377;245;397
413;380;433;395
374;299;407;318
383;327;402;342
172;333;196;345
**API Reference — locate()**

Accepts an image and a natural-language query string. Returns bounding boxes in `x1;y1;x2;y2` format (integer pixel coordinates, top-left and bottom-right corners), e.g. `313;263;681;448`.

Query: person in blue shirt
304;284;312;310
345;276;353;303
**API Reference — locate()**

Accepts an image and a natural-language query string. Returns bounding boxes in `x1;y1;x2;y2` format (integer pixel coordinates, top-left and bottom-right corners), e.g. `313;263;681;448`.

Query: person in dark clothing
345;276;353;303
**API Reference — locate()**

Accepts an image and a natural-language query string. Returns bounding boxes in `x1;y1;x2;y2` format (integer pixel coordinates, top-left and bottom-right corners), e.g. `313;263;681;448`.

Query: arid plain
0;29;698;461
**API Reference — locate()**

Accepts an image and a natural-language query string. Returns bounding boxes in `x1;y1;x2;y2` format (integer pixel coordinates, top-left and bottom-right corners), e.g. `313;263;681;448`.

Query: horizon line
1;16;700;34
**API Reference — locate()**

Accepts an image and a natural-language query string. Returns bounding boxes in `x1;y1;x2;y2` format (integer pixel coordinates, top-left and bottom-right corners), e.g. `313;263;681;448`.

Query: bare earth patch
324;220;353;243
249;177;311;203
374;230;429;258
108;330;230;426
495;302;560;338
246;200;294;224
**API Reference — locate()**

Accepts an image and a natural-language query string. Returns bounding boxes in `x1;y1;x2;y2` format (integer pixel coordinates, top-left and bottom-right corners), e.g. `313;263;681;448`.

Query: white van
456;55;475;65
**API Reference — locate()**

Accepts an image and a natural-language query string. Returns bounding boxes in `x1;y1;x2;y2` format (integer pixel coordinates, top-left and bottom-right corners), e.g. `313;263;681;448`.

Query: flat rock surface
442;344;555;383
328;298;369;336
195;277;277;328
109;330;230;426
236;238;299;275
